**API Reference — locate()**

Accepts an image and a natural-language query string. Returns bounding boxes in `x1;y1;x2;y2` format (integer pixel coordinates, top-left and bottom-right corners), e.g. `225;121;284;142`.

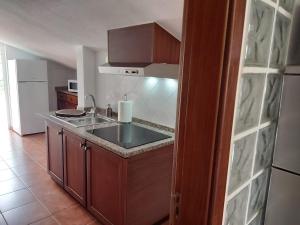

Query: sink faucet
85;94;96;117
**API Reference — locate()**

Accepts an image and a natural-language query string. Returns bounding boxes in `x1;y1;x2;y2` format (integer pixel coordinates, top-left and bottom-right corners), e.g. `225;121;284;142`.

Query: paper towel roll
118;100;133;123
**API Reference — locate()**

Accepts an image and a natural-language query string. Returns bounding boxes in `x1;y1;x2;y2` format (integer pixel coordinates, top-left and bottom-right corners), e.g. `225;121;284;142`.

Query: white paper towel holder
118;94;133;123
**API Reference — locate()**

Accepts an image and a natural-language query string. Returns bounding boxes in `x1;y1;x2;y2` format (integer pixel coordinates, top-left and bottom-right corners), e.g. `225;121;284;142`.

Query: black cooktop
87;124;171;149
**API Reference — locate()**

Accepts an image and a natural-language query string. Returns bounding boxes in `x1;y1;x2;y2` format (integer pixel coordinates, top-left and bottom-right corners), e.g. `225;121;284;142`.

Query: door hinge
172;192;181;219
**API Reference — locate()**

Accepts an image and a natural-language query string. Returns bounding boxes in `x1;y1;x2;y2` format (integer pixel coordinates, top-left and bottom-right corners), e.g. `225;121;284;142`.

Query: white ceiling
0;0;184;68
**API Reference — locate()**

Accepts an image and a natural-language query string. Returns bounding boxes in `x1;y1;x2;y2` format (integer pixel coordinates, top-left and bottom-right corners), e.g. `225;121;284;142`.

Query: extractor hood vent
98;23;181;79
98;63;179;78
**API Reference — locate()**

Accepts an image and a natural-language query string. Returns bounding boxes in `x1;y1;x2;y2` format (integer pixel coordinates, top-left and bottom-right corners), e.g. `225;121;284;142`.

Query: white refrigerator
8;59;49;136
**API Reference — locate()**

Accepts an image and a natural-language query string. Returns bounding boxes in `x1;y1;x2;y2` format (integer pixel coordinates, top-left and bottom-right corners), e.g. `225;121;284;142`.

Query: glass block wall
223;0;295;225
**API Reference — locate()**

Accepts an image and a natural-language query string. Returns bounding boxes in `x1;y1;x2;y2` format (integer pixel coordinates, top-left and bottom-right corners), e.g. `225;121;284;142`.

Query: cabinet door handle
57;130;63;135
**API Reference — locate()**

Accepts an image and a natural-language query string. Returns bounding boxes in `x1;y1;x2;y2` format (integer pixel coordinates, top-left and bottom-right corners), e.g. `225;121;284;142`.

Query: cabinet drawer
67;94;78;104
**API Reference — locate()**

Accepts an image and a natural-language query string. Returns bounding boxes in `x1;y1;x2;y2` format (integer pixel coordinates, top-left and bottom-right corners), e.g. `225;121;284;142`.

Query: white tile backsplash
95;74;178;128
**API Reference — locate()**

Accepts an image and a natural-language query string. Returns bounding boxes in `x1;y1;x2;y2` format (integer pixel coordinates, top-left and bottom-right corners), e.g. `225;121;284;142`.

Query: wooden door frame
170;0;247;224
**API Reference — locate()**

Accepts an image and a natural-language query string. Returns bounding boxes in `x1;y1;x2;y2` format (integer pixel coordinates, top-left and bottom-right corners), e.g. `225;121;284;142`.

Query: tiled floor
0;125;170;225
0;128;98;225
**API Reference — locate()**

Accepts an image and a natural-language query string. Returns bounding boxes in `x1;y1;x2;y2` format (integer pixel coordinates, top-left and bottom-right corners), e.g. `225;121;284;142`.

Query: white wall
5;45;40;60
94;51;178;128
47;61;76;110
76;46;96;108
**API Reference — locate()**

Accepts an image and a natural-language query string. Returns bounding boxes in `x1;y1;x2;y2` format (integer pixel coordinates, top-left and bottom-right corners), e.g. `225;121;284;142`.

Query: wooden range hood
98;22;181;79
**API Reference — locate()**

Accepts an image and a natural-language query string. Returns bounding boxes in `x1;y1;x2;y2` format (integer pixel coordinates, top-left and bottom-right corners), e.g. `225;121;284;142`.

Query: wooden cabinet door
46;122;64;186
86;141;125;225
63;130;86;206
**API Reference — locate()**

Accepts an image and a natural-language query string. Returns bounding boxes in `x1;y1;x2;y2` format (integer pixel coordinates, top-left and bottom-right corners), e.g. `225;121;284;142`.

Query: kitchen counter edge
40;113;174;158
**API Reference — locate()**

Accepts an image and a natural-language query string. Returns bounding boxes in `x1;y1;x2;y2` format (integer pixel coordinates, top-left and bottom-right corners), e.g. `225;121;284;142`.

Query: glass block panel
228;133;256;194
270;13;291;68
249;211;264;225
254;124;277;173
248;170;270;220
280;0;295;13
225;187;249;225
261;74;283;123
245;0;275;67
235;74;265;134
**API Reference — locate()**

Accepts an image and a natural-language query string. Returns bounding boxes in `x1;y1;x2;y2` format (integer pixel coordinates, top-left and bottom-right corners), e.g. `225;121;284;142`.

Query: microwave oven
68;80;78;93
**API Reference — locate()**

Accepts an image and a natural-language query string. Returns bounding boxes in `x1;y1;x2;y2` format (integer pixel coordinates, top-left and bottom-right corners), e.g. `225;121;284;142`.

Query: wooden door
63;130;86;206
86;141;125;225
170;0;246;224
46;121;64;186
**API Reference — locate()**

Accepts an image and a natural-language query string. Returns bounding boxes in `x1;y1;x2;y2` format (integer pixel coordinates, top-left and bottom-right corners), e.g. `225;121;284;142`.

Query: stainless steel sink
66;117;109;127
52;114;113;127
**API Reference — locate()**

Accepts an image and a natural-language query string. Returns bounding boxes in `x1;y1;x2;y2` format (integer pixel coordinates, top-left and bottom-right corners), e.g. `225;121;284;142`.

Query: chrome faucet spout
85;94;96;117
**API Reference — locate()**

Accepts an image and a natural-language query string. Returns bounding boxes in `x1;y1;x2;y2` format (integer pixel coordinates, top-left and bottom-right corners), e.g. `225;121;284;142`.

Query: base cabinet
46;120;173;225
63;130;87;206
46;122;64;186
125;148;173;225
86;141;173;225
86;142;125;225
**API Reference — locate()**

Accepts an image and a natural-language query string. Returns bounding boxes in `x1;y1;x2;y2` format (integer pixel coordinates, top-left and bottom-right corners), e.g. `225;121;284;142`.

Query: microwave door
68;80;78;92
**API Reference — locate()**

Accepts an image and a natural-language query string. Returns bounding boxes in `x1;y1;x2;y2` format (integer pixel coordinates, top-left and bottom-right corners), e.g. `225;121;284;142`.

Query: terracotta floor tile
0;177;26;196
30;182;77;214
0;189;36;213
2;201;50;225
35;159;47;169
29;178;62;197
53;204;95;225
0;151;27;161
18;173;51;188
4;157;34;168
22;144;42;155
0;214;6;225
0;132;97;224
29;216;58;225
11;163;44;177
29;151;46;160
0;169;17;182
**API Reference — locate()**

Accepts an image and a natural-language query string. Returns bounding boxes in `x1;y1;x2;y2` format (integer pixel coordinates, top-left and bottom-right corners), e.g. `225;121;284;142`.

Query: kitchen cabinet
56;88;78;110
125;146;173;225
46;121;64;186
86;141;173;225
108;23;180;65
46;119;173;225
63;130;86;206
86;141;125;225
